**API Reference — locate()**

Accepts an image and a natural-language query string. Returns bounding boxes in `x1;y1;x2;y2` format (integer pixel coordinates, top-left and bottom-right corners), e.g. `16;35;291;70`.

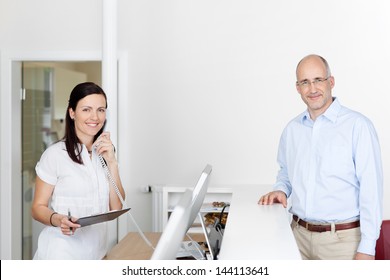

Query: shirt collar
323;97;341;123
301;97;341;124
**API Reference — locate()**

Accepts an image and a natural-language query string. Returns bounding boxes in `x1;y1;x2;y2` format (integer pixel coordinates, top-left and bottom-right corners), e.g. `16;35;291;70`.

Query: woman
31;82;125;259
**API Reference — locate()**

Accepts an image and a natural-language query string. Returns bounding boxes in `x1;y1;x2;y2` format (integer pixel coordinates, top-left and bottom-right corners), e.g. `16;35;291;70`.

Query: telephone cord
98;154;155;250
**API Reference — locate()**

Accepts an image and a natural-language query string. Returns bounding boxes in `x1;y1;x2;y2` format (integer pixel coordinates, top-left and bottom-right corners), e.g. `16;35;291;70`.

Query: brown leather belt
293;215;360;233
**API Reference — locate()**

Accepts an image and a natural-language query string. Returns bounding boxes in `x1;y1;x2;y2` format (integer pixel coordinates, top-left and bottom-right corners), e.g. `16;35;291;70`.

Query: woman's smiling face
69;93;107;142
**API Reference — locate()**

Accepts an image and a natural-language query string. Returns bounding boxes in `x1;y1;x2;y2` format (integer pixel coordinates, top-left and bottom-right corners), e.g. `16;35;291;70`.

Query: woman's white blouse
34;141;110;260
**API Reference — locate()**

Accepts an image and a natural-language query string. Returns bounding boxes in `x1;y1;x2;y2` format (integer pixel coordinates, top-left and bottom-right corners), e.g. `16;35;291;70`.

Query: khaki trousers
291;219;360;260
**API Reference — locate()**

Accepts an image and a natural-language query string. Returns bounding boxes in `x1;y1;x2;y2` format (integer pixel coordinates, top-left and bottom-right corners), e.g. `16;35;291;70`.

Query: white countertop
218;185;301;260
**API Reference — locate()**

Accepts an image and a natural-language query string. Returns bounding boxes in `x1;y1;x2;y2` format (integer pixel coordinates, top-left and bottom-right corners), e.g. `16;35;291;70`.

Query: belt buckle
305;222;309;230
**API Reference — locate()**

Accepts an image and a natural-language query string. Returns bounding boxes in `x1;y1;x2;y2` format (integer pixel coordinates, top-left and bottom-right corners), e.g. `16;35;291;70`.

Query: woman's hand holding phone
93;132;116;164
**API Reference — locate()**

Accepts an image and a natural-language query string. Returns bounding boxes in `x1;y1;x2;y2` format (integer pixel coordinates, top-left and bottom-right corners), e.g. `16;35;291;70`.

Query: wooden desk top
104;232;205;260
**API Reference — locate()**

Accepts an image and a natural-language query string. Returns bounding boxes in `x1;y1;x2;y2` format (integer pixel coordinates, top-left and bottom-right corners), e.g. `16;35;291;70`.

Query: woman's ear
69;108;75;120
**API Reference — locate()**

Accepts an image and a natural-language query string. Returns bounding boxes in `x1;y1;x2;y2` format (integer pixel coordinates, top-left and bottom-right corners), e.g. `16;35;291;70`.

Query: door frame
0;50;128;259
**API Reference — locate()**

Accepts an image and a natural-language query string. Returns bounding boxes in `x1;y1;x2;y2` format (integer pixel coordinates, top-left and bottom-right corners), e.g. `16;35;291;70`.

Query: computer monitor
187;164;212;229
150;189;193;260
151;164;212;260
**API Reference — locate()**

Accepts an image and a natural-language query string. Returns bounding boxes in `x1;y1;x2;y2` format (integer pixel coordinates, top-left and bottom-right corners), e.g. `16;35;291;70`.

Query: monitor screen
150;164;212;260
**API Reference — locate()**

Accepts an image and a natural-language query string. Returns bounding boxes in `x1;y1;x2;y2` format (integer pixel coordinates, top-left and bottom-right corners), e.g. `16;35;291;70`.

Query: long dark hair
63;82;107;164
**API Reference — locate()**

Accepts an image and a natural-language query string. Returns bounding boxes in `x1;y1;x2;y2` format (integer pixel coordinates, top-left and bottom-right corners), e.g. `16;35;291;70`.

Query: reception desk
106;185;301;260
218;185;301;259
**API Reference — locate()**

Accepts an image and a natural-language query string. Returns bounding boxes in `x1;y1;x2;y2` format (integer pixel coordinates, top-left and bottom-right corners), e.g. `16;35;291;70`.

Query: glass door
21;61;102;259
21;65;54;259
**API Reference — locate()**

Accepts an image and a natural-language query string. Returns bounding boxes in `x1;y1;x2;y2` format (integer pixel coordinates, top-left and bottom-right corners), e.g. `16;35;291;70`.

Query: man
258;54;383;260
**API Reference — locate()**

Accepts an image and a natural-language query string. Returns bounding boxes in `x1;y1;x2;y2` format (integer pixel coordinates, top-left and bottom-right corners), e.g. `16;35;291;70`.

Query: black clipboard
75;207;131;227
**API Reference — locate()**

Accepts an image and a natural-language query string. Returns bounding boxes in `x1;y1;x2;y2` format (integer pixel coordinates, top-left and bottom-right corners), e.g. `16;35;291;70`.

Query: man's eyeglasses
296;76;330;88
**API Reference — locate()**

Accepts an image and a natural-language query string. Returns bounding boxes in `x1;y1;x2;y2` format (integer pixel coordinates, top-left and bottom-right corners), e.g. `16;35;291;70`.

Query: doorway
1;51;128;260
21;61;102;259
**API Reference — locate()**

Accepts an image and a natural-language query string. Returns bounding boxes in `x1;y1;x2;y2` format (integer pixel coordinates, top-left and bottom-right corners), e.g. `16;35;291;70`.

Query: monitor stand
175;213;224;260
198;213;223;260
176;240;206;260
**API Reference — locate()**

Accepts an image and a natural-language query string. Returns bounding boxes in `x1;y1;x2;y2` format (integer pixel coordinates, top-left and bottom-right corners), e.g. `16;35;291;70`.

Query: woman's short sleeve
35;144;59;186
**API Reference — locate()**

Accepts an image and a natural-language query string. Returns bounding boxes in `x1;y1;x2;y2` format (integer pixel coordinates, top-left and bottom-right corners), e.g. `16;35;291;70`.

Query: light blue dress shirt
273;97;383;255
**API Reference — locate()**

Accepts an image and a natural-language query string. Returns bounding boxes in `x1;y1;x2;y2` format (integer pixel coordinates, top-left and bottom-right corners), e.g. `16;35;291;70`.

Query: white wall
119;0;390;231
1;0;389;237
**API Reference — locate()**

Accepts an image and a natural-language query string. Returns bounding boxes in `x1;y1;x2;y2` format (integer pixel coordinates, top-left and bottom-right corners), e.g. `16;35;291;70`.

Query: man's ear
329;76;335;89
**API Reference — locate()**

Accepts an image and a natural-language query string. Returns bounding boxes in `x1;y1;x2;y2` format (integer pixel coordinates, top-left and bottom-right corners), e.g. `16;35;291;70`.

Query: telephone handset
97;151;155;249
